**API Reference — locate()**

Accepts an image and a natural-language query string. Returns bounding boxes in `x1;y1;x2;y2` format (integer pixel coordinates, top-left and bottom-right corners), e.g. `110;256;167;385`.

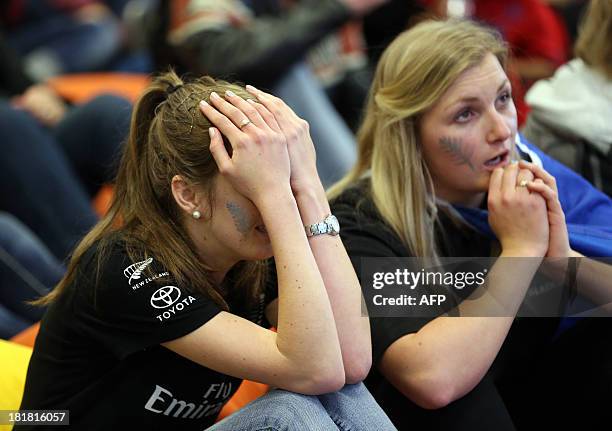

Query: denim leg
208;389;339;431
317;383;397;431
0;103;98;260
53;95;132;195
0;213;63;322
273;63;357;188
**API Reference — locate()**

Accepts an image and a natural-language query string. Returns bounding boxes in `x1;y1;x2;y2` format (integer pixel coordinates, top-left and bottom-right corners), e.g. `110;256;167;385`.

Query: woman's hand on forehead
199;91;291;205
244;85;321;197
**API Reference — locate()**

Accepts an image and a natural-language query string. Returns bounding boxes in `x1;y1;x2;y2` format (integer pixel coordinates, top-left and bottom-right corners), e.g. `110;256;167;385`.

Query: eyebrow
444;79;510;113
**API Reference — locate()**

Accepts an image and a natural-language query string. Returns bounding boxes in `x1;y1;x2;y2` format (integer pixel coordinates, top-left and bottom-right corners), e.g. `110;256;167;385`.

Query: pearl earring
192;210;201;220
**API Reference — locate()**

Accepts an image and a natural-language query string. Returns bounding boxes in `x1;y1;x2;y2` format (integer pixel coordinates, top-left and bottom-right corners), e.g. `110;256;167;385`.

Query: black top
331;179;563;427
331;179;495;363
18;238;274;430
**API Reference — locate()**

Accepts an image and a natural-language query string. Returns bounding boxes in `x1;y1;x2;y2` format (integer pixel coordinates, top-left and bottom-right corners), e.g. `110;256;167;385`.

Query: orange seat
92;184;114;217
10;322;40;348
217;380;269;420
47;73;150;104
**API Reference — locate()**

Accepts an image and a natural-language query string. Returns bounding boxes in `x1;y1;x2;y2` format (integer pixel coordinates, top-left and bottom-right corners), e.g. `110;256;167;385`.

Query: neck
185;220;237;284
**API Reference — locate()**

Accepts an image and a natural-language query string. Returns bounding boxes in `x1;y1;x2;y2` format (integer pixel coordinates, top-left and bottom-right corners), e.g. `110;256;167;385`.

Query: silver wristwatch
305;214;340;237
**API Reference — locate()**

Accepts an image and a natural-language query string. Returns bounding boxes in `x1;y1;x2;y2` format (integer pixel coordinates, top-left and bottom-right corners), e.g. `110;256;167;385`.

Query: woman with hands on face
328;18;612;431
17;70;395;431
203;84;376;386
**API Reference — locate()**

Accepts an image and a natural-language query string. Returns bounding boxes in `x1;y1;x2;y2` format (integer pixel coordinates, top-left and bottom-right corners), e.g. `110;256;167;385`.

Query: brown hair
575;0;612;80
328;19;508;258
37;70;266;310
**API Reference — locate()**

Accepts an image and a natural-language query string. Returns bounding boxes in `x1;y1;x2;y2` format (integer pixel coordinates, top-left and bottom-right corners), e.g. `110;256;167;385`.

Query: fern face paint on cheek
226;201;252;238
438;136;476;171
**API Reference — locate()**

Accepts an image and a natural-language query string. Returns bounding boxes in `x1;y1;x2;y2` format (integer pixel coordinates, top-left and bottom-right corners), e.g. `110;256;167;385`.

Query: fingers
487;167;504;208
246;85;299;130
489;167;504;194
247;99;281;132
526;179;564;215
199;99;244;143
515;168;535;194
208;127;231;172
223;90;268;130
516;168;535;185
208;91;255;131
501;161;520;193
519;160;558;193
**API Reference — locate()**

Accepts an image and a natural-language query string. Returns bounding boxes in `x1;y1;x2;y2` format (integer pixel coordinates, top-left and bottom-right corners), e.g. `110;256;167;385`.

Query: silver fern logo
124;258;154;285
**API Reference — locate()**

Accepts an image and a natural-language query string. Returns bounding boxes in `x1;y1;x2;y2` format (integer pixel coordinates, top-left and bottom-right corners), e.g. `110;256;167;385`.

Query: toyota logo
150;286;181;309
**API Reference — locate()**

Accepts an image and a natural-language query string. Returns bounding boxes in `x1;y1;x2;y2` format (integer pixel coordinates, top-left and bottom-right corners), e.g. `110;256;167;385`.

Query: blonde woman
16;72;396;430
330;19;612;430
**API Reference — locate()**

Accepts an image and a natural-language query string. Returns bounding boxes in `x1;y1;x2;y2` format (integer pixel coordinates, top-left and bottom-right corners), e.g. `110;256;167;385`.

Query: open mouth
484;150;510;169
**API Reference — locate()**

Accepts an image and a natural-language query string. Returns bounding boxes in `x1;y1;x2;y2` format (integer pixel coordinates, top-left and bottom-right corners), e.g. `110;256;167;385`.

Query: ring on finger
518;180;529;187
239;118;251;129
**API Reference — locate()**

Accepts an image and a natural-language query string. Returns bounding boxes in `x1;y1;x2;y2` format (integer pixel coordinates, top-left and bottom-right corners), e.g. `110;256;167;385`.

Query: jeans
209;383;397;430
273;63;357;188
0;213;63;338
0;96;131;259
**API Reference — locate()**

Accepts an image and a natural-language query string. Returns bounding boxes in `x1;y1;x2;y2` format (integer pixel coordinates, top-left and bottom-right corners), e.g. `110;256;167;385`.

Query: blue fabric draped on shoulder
455;135;612;258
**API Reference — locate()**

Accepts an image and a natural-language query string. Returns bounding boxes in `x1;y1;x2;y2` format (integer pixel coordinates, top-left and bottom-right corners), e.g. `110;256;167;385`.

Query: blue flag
455;135;612;258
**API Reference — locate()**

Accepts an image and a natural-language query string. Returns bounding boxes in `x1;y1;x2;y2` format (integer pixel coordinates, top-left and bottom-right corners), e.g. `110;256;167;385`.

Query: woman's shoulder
78;233;133;271
330;178;378;219
330;179;410;257
72;233;164;296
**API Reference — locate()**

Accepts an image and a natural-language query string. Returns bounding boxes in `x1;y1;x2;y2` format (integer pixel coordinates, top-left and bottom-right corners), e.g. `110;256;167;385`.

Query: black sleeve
334;201;445;364
74;245;222;359
169;0;351;88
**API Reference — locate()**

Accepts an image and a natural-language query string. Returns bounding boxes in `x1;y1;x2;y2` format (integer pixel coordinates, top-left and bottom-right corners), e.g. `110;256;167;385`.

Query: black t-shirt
331;179;496;363
331;179;562;426
18;238;274;430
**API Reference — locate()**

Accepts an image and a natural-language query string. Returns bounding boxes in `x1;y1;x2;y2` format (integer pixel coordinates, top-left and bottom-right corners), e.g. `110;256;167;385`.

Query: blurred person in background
522;0;612;196
148;0;388;186
0;34;131;260
471;0;569;125
0;30;131;338
0;0;124;80
0;212;63;339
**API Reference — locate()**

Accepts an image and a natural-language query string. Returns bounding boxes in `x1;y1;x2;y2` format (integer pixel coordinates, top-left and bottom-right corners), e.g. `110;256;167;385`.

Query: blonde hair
38;70;266;310
575;0;612;80
328;19;507;258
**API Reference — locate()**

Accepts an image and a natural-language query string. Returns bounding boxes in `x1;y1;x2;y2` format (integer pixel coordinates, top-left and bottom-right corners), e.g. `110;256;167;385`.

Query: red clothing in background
474;0;569;125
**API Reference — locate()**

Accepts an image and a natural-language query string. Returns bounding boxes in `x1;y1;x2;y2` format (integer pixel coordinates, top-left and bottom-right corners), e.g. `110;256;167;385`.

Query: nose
486;110;511;144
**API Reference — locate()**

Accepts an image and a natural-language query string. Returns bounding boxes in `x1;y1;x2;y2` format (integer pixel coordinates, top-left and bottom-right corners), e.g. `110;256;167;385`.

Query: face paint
439;137;476;171
226;201;251;237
